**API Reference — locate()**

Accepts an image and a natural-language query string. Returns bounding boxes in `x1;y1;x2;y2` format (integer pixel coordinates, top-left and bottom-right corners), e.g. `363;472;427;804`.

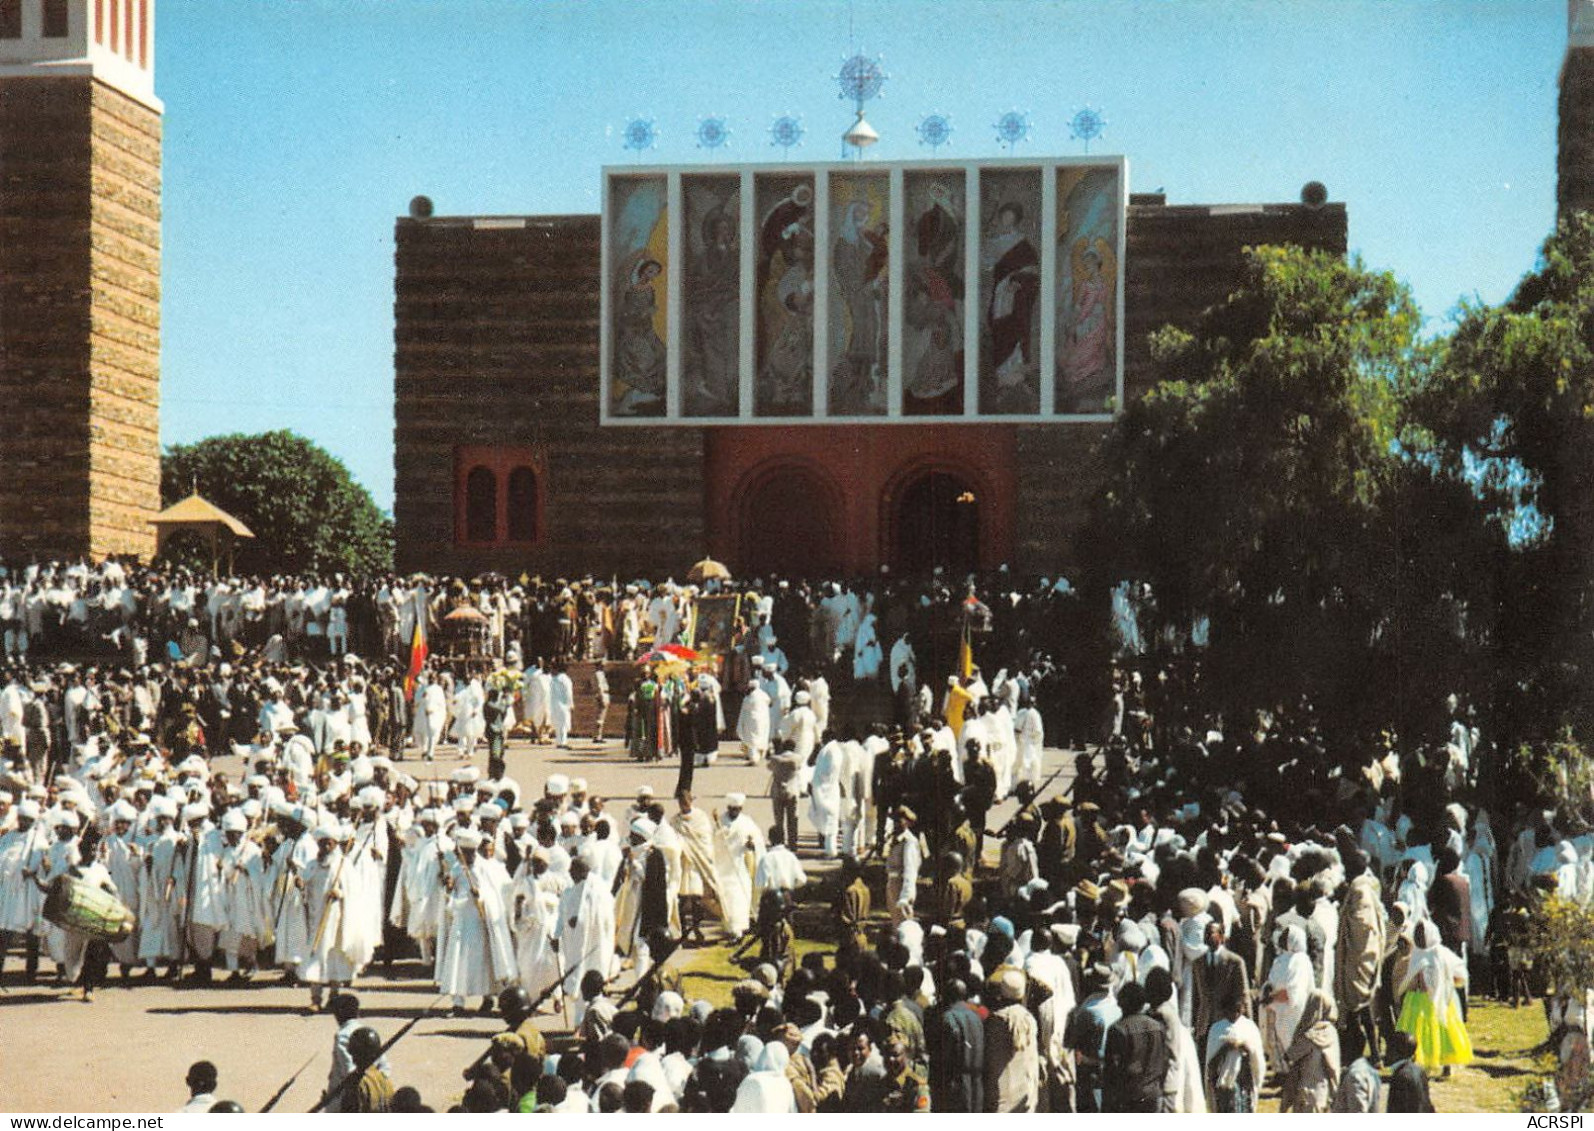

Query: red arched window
464;466;497;543
454;446;547;547
507;467;539;543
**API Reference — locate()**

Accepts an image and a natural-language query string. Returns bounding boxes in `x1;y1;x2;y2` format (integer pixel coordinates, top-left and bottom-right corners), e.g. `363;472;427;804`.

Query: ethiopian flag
404;618;428;702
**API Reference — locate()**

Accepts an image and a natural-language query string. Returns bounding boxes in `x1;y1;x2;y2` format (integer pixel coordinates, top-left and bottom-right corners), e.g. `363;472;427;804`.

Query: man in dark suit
1102;982;1168;1113
1190;919;1251;1054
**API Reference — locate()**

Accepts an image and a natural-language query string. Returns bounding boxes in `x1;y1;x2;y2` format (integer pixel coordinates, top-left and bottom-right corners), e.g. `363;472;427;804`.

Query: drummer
66;823;124;1002
38;812;85;986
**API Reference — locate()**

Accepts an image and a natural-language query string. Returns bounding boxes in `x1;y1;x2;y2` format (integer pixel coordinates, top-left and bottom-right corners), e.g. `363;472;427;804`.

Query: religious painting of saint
978;168;1042;414
682;176;741;417
608;176;669;418
827;174;889;416
903;171;965;416
1056;166;1120;414
754;174;816;416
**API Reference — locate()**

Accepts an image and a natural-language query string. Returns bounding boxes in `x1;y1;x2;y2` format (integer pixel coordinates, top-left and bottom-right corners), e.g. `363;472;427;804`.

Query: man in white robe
556;858;617;995
549;665;575;748
301;823;358;1011
1014;695;1045;792
435;828;515;1013
807;739;845;859
216;809;268;977
779;691;820;764
715;794;765;937
737;682;772;764
521;663;552;744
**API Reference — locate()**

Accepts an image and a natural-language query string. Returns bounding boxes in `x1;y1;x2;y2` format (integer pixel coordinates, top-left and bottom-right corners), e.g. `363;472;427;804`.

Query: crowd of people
0;555;1585;1113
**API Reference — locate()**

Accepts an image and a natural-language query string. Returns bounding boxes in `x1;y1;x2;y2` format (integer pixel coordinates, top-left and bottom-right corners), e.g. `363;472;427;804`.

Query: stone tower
0;0;161;561
1561;0;1594;220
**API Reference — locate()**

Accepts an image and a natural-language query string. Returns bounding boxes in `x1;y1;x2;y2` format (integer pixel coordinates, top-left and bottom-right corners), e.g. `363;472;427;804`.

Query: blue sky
157;0;1567;511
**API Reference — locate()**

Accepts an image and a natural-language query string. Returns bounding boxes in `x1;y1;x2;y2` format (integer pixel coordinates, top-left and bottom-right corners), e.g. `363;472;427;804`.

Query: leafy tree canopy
1086;245;1501;741
160;430;393;577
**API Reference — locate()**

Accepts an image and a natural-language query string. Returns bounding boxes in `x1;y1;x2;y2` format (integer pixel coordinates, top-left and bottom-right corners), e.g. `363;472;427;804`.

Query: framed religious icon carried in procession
687;593;743;658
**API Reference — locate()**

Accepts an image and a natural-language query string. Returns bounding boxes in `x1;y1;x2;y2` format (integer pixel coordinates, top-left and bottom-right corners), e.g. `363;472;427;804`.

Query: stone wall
0;76;158;562
393;214;705;578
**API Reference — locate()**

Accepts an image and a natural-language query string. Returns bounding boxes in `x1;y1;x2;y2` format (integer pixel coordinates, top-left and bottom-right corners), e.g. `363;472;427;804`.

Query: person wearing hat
736;677;772;766
393;807;449;965
183;802;229;984
555;857;617;1001
100;801;145;977
0;797;47;981
300;822;358;1012
137;797;188;981
716;793;765;939
615;818;670;969
217;807;268;981
668;790;719;944
436;826;515;1015
36;811;87;984
984;966;1039;1112
886;806;924;926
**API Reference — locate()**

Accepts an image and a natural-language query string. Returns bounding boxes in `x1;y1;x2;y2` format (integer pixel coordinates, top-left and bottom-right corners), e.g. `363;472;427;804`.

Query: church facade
393;179;1345;580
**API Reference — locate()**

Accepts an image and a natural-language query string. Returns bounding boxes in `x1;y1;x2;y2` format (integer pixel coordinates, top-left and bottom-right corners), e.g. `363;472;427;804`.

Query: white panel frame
600;154;1128;426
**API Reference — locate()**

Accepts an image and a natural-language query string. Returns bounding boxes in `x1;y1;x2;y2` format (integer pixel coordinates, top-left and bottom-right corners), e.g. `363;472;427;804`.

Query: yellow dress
1398;984;1474;1070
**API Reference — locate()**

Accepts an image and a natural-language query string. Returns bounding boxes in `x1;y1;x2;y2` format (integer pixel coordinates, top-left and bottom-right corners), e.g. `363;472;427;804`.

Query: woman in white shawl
1262;924;1314;1070
1397;918;1473;1072
731;1042;797;1113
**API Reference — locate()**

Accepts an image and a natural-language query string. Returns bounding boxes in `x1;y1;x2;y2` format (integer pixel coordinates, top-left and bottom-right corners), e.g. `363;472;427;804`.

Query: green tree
161;431;393;576
1415;214;1594;738
1084;246;1501;743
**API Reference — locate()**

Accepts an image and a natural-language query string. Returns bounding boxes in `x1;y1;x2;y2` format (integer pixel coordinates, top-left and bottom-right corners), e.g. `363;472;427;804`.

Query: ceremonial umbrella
687;558;731;584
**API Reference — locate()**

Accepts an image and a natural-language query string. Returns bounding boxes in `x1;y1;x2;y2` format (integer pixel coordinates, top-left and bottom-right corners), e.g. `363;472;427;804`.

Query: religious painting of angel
903;171;965;416
1056;166;1120;414
608;176;669;418
978;168;1042;414
754;175;816;417
828;174;889;416
683;176;740;417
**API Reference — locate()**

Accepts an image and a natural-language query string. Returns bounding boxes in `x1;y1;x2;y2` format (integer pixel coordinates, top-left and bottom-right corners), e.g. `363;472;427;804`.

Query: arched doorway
738;464;841;578
891;469;980;576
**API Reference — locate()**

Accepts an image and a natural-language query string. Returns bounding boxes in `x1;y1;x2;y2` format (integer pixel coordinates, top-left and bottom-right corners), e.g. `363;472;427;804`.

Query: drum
42;875;136;941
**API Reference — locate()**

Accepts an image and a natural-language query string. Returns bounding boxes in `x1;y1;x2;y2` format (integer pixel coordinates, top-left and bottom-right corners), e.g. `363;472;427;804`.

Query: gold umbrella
687;558;731;584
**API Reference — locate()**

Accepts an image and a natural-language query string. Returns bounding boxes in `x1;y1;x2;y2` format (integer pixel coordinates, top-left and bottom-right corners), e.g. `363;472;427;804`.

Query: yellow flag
959;621;973;680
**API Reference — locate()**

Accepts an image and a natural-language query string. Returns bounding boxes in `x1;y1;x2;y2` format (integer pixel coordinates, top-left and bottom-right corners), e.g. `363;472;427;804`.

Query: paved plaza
0;733;1078;1113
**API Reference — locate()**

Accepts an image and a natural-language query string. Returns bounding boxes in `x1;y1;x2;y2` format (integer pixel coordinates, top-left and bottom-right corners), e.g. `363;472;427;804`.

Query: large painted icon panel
1056;165;1120;415
977;167;1043;415
827;173;890;416
601;159;1121;424
902;170;965;417
682;175;741;417
754;174;817;417
607;175;669;418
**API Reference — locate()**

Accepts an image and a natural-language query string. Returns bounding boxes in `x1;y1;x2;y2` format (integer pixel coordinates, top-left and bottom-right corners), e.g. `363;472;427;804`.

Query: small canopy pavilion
149;495;255;576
